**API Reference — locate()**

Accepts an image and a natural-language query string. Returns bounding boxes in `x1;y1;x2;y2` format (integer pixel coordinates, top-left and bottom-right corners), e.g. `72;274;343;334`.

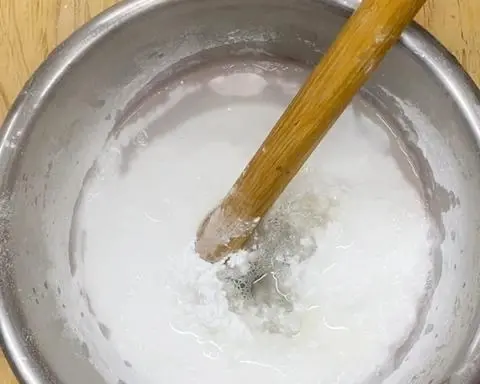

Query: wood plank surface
0;0;479;382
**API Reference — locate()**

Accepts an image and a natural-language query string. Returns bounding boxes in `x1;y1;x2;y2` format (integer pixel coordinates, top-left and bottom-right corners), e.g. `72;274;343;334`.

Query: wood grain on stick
195;0;428;262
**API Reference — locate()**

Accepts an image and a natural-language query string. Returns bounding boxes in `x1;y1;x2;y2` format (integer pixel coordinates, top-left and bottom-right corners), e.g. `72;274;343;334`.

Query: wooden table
0;0;479;382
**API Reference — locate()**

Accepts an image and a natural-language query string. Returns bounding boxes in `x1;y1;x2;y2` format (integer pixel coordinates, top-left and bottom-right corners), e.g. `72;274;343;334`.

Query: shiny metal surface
1;0;480;383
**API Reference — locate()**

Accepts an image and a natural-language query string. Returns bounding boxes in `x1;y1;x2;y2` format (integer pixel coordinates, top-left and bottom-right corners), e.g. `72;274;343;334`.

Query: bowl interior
1;0;480;383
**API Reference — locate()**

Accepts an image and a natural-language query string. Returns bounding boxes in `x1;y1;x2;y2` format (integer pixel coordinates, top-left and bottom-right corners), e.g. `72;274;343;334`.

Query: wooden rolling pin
195;0;427;263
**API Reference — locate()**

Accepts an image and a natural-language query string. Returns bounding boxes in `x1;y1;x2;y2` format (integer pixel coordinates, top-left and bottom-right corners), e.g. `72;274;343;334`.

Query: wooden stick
195;0;428;262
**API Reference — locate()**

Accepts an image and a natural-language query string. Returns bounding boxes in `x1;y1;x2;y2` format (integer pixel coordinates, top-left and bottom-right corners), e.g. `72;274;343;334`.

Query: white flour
68;61;434;384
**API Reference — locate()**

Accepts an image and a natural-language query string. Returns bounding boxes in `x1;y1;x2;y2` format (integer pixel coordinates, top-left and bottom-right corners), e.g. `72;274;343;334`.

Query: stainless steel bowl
1;0;480;383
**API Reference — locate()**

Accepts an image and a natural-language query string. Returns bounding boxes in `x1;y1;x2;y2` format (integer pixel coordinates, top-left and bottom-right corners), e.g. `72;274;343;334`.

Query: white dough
66;62;433;384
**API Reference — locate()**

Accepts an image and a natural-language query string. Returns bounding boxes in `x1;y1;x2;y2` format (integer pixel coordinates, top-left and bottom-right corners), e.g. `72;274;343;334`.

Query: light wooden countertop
0;0;479;382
